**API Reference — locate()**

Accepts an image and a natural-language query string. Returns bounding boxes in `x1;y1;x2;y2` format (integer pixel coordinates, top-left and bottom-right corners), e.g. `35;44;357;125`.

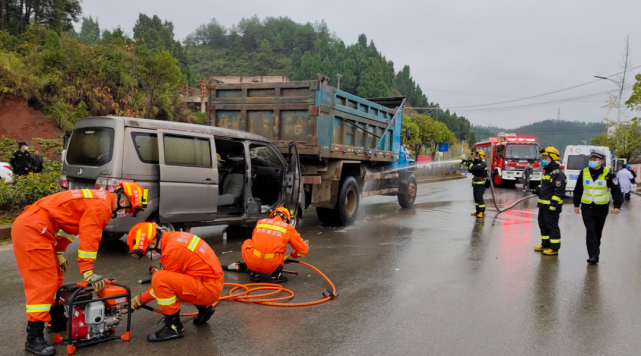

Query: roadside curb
0;225;11;239
417;175;466;184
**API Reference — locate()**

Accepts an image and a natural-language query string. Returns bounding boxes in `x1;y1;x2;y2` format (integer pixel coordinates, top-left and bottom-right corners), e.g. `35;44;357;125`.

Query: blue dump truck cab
207;74;417;226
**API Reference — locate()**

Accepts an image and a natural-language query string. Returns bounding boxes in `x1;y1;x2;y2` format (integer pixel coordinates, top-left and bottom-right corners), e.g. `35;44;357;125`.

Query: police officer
469;151;488;218
10;142;32;176
533;146;566;256
573;150;623;264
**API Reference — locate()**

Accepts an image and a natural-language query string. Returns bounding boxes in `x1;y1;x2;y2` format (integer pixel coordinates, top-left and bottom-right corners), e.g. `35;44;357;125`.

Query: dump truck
206;74;417;226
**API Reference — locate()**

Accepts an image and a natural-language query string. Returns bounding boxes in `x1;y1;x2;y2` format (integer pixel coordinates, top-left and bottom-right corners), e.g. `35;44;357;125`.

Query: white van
561;145;611;194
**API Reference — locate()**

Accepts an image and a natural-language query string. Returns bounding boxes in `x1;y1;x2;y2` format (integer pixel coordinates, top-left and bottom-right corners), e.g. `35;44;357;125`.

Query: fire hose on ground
140;260;338;317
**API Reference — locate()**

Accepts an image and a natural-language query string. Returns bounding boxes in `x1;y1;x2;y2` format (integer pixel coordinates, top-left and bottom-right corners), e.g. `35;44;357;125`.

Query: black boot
193;305;215;325
587;256;599;264
47;305;67;333
250;271;261;283
270;265;289;284
147;311;184;342
25;321;55;356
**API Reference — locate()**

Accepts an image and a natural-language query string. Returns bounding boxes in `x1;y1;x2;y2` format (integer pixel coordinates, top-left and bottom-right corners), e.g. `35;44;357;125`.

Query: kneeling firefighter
242;207;309;283
126;223;224;342
533;146;567;256
12;182;145;356
469;151;488;218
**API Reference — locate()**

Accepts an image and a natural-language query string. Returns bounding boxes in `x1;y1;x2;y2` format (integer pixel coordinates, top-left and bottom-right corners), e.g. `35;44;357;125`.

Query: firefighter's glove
56;251;68;273
122;295;144;314
284;254;294;262
83;270;106;292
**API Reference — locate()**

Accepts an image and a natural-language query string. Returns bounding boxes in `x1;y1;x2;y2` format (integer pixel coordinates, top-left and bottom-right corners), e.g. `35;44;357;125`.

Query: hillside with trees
472;121;607;152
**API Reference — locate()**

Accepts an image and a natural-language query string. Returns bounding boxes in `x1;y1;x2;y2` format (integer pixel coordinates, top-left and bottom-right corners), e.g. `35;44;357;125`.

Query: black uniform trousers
581;205;609;257
473;184;486;213
538;207;561;250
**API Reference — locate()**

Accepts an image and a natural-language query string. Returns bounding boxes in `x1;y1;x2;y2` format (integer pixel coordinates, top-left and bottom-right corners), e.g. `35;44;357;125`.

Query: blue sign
438;142;449;152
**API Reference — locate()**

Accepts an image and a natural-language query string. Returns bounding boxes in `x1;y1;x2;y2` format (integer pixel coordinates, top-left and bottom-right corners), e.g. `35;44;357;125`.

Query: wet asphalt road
2;177;641;356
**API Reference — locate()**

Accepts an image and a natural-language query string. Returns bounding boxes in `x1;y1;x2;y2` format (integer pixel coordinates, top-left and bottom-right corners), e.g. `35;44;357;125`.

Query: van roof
75;116;271;142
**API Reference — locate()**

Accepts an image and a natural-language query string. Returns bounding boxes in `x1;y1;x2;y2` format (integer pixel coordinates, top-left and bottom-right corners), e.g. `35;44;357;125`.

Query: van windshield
506;144;540;160
66;127;115;166
567;155;590;170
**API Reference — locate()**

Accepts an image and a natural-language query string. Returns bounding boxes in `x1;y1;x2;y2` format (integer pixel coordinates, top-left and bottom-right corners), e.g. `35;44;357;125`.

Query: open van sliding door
157;130;218;223
283;142;302;224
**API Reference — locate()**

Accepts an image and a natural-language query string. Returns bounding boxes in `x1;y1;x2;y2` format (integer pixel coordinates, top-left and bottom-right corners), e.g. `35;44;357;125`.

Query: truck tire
492;172;505;188
398;175;417;208
315;177;360;226
101;232;124;241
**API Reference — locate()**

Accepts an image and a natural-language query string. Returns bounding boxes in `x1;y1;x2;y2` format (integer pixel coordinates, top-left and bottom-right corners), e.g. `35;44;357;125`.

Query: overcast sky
81;0;641;129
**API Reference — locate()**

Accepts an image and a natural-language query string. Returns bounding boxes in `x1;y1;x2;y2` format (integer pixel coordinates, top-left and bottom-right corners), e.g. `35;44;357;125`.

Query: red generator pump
52;280;132;355
71;306;88;340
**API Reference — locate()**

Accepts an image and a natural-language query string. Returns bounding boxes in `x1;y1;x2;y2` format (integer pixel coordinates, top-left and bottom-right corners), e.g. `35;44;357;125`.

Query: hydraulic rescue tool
51;280;131;355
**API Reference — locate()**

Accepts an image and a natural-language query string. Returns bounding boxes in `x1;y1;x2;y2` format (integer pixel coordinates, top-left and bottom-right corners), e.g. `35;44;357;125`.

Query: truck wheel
336;177;360;226
101;232;123;241
398;175;417;208
316;177;360;226
493;172;505;188
315;207;338;226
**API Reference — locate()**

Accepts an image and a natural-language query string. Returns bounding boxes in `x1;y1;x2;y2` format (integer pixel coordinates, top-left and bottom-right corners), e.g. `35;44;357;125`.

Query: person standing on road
573;150;623;264
469;151;488;218
10;142;32;176
126;223;224;342
626;165;636;199
533;146;566;256
31;149;44;174
616;167;633;201
242;207;309;283
523;162;534;192
11;182;145;356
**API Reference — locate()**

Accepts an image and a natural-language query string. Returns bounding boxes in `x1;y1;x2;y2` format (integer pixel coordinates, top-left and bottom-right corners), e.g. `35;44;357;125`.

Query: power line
419;64;641;110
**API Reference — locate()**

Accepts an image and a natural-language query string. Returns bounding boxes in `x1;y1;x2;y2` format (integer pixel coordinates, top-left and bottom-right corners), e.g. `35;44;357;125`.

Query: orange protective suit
242;216;309;274
140;232;224;315
12;189;114;322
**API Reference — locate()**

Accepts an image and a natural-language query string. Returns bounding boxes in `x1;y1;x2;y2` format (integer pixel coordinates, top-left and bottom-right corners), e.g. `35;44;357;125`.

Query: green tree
401;115;421;159
419;117;456;156
609;118;641;162
1;0;81;35
78;16;100;44
591;133;609;146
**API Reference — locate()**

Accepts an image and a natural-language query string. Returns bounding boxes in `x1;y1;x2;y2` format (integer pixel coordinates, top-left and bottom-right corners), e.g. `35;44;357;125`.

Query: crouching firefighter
126;223;224;342
11;182;146;356
533;146;567;256
241;207;309;283
469;151;488;218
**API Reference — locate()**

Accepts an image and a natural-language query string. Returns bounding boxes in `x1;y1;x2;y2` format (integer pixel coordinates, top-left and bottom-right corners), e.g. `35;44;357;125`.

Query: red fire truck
472;133;542;188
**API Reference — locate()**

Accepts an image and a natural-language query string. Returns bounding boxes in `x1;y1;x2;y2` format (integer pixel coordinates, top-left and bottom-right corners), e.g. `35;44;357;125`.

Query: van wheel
149;215;175;232
101;232;123;241
316;177;360;226
398;175;417;208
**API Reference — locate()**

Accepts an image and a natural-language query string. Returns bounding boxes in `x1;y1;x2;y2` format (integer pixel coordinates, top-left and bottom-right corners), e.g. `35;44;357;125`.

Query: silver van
61;117;302;240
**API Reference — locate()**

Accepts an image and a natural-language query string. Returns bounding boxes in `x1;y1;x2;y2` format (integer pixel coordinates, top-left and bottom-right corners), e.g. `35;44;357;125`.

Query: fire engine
472;133;542;188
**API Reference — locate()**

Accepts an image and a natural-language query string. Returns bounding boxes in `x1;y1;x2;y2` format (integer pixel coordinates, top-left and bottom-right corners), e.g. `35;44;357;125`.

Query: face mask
588;161;599;169
145;251;161;260
541;160;549;167
116;210;127;218
24;146;29;151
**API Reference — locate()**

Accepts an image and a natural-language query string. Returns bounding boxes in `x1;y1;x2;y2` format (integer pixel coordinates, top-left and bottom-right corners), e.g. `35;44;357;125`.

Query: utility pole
595;35;631;131
581;140;587;145
557;108;560;121
335;73;343;90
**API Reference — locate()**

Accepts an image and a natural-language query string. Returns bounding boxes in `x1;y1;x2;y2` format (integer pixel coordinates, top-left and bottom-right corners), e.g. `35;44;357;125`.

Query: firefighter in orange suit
242;207;309;283
12;182;146;356
126;223;224;342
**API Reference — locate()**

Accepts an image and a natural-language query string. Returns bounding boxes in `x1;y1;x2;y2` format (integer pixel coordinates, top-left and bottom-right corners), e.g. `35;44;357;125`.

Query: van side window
164;135;212;168
131;133;159;164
